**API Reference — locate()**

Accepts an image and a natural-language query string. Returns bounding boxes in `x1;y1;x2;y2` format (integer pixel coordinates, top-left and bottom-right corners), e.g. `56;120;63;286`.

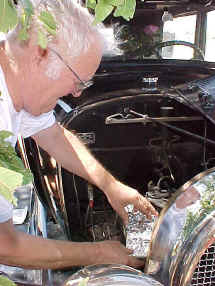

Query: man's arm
33;123;113;191
0;220;143;269
33;123;157;224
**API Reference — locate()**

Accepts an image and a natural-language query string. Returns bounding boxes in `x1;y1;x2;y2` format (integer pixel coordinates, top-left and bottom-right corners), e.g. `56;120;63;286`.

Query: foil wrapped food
125;204;156;258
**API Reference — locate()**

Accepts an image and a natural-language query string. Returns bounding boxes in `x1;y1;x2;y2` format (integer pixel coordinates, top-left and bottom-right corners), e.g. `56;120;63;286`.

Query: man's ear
38;46;48;58
33;45;48;65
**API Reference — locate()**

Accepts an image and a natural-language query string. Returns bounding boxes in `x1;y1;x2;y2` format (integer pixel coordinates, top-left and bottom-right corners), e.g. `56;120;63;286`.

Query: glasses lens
76;80;93;93
84;80;93;88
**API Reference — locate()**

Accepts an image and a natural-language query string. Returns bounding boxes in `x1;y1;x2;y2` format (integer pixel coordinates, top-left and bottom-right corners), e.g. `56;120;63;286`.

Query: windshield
107;5;215;62
205;10;215;62
162;15;196;59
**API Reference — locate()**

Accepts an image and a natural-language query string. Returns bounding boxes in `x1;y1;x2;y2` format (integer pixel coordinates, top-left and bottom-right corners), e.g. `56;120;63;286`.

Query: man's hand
104;180;158;225
34;125;158;225
0;220;143;268
95;240;144;268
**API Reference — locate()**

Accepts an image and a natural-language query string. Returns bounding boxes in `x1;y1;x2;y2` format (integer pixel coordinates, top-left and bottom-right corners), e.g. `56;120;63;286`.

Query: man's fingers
127;256;145;268
120;243;144;267
125;248;133;255
135;196;158;218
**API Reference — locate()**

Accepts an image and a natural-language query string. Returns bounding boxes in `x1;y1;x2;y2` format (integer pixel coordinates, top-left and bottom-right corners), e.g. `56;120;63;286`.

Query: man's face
23;43;102;116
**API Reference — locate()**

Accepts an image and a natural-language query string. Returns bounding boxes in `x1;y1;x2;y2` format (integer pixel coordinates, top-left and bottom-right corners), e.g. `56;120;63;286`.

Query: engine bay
60;90;215;243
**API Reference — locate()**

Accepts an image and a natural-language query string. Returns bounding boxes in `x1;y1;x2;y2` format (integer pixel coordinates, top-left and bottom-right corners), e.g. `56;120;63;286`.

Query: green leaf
0;167;22;205
17;0;34;42
42;22;57;36
0;0;18;33
18;27;29;41
0;130;33;204
19;0;34;16
93;0;114;24
114;0;136;21
106;0;124;5
78;278;89;286
0;276;16;286
38;11;57;31
37;29;48;49
0;130;13;141
38;11;57;38
86;0;97;9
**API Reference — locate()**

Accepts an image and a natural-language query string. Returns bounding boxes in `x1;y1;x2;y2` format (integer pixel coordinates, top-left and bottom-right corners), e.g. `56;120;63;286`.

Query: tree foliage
0;0;18;33
0;0;57;49
0;276;16;286
0;1;138;48
0;131;33;204
87;0;137;23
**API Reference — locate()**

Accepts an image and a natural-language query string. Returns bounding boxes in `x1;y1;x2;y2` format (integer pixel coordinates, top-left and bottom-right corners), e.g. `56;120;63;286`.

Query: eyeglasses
49;48;93;93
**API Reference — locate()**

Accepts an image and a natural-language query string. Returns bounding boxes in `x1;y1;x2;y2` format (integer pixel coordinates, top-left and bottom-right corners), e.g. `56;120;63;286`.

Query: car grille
191;244;215;285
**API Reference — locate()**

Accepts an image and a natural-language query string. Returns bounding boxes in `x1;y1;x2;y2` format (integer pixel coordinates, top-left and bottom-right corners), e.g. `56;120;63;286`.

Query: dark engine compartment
58;89;215;242
23;61;215;246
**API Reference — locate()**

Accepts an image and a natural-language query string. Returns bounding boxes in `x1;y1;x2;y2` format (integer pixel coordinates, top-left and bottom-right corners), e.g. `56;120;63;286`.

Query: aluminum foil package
125;204;156;258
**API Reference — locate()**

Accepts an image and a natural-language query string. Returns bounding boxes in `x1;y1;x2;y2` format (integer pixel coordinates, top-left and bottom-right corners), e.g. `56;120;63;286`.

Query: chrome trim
57;99;73;113
56;163;71;239
105;115;203;125
37;199;53;286
17;136;69;237
17;136;31;169
142;77;159;83
15;138;54;285
191;243;215;285
62;264;163;286
145;167;215;286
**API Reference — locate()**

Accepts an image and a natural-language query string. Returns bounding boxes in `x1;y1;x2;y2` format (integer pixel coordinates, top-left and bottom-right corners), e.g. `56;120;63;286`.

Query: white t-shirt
0;194;13;223
0;66;56;146
0;65;56;222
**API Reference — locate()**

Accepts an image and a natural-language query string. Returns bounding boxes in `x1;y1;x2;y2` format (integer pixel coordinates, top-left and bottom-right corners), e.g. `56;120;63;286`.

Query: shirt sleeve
20;110;56;138
0;195;13;223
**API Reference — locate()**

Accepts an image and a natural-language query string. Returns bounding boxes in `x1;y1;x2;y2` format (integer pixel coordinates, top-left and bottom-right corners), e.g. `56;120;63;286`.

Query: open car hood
64;59;215;126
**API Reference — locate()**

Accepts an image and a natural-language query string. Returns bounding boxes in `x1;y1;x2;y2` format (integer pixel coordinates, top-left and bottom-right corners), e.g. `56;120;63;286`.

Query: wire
72;174;82;228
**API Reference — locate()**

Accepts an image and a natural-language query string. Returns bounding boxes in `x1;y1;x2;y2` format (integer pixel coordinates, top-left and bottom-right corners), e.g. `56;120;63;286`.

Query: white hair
11;0;113;56
8;0;117;79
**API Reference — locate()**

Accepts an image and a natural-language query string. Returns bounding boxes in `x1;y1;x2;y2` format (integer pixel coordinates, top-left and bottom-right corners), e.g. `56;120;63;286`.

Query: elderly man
0;0;157;269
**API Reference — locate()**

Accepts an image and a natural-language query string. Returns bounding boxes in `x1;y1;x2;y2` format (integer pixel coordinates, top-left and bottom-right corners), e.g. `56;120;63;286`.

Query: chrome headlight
62;264;163;286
